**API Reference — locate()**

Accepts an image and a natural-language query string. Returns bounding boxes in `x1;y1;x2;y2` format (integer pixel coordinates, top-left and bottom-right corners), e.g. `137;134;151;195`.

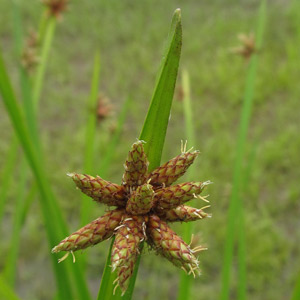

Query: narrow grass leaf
80;52;101;228
3;158;28;286
220;1;266;300
33;17;56;110
10;4;92;298
237;142;257;300
0;137;18;222
140;8;182;171
38;9;49;43
79;52;101;271
177;69;195;300
291;271;300;300
0;275;20;300
97;9;182;300
0;49;91;300
99;96;132;176
20;182;37;225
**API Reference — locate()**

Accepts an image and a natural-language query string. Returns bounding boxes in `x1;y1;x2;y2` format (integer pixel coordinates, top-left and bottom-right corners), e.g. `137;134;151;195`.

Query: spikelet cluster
52;140;211;295
43;0;68;19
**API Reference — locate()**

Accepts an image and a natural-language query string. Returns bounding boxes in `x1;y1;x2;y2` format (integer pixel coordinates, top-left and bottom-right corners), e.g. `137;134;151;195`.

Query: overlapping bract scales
116;254;136;295
147;215;200;276
154;181;207;210
52;209;124;253
69;173;126;207
111;215;146;271
52;140;211;296
126;183;154;215
122;140;149;189
147;150;199;187
158;205;210;222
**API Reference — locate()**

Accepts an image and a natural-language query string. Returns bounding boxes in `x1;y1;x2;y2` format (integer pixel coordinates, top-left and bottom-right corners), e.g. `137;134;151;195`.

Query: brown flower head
43;0;68;19
52;140;211;295
96;94;113;123
230;32;256;60
21;30;39;72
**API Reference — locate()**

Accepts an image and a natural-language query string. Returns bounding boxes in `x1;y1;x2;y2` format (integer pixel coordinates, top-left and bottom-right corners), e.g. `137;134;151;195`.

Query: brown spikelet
43;0;68;19
147;150;199;187
21;30;39;72
111;215;147;271
96;93;113;123
52;209;124;253
52;140;211;296
69;173;127;206
147;215;200;275
122;141;149;189
230;32;256;60
154;181;209;210
116;254;136;296
158;205;210;222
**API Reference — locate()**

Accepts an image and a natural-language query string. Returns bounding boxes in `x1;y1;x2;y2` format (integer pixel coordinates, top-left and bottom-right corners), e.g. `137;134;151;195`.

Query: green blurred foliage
0;0;299;299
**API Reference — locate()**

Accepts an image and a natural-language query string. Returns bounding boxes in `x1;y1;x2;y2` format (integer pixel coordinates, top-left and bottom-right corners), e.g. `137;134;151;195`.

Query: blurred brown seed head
43;0;68;19
176;84;184;102
230;32;256;60
21;30;40;73
96;94;114;123
26;30;39;48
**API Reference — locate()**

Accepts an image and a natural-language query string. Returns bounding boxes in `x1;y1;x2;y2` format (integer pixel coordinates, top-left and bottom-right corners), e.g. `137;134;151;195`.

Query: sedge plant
51;8;212;299
0;1;91;299
220;1;266;300
177;69;198;300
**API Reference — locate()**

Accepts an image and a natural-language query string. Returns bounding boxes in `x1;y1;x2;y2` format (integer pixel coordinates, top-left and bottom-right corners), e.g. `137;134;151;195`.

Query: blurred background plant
0;0;299;299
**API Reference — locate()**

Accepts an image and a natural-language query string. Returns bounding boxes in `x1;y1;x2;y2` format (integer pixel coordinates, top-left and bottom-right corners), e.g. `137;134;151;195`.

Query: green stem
3;157;28;286
0;137;18;222
97;9;182;300
33;17;56;111
177;69;196;300
220;2;266;300
0;275;20;300
80;52;101;228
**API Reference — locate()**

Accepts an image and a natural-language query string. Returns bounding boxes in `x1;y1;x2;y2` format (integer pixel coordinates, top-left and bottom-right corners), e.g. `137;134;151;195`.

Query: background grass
0;0;299;299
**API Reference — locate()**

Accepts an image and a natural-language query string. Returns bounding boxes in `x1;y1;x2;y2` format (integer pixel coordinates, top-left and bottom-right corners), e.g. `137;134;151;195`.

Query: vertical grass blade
177;69;195;300
220;2;266;300
2;3;92;299
291;272;300;300
3;159;28;286
97;8;182;300
139;8;182;171
0;49;73;299
181;69;196;145
80;52;101;228
79;52;101;271
99;96;132;177
20;183;37;225
237;142;257;300
0;48;91;300
0;275;20;300
0;137;18;221
32;17;56;110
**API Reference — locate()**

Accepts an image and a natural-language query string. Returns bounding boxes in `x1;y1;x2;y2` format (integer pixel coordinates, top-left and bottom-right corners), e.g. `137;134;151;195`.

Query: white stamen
113;283;119;295
124;218;133;222
200;205;211;210
71;251;76;263
58;252;69;263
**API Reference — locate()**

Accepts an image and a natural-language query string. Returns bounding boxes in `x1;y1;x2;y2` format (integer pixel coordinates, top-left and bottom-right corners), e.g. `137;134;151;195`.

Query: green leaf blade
220;1;267;300
140;8;182;171
97;8;182;300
